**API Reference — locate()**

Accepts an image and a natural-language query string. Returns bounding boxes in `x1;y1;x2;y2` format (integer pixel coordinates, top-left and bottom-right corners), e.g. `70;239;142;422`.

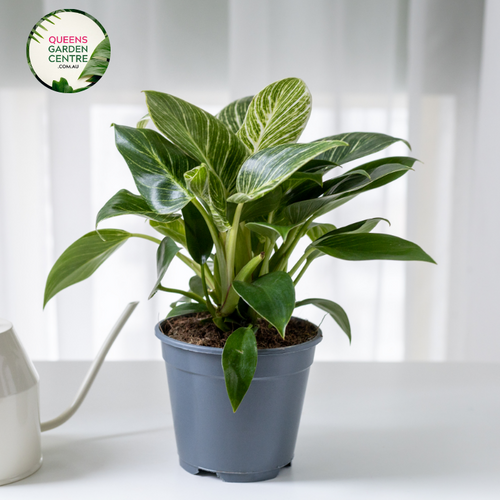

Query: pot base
180;459;291;482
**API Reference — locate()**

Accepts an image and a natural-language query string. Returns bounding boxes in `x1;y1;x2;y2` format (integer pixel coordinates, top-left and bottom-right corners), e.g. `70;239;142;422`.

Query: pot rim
155;316;322;356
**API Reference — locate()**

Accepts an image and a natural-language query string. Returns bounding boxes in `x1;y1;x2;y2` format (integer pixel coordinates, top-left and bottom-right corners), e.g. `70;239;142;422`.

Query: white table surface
2;361;500;499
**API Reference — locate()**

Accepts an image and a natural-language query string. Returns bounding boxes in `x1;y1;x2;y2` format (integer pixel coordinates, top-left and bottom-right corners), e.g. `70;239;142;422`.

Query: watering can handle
40;301;139;432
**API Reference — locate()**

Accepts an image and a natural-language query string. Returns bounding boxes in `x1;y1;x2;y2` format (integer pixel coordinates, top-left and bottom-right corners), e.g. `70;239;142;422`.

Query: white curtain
0;0;496;362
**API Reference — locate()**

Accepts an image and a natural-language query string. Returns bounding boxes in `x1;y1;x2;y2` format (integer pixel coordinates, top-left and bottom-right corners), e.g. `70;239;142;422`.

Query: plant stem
293;259;313;286
226;203;243;284
259;237;276;276
130;233;161;244
157;286;205;304
191;198;227;295
277;217;315;272
288;249;314;277
201;260;217;318
220;252;265;315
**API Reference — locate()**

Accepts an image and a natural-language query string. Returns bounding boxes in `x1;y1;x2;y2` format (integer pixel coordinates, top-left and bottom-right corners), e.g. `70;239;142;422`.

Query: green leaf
237;78;312;153
232;271;295;337
96;189;180;227
145;91;248;191
217;96;253;134
313;219;389;245
285;193;356;226
315;132;410;165
181;202;213;264
246;222;297;241
222;326;258;412
312;233;436;263
52;77;73;93
91;36;111;59
189;275;204;297
289;171;323;186
137;114;150;129
150;219;186;247
184;164;230;231
228;141;347;203
79;37;110;79
80;59;108;80
295;298;351;342
232;186;283;222
307;223;337;241
284;158;416;225
324;157;417;197
149;237;180;299
298;159;339;173
114;124;196;214
44;230;130;307
167;302;208;318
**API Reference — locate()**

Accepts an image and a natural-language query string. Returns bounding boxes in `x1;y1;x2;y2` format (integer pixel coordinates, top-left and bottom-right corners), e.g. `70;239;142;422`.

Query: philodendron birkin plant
44;77;434;412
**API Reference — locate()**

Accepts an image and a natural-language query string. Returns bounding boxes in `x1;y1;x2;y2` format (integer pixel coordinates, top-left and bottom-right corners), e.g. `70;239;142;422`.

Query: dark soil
159;313;319;349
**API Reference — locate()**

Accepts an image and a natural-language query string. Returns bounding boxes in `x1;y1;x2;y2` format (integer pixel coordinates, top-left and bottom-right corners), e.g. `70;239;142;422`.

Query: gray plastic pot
155;319;322;482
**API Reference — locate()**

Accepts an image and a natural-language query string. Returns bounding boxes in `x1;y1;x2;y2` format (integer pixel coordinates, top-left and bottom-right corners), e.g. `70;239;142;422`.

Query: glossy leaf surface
149;237;180;298
96;189;180;227
114;125;195;214
312;233;436;263
184;164;230;231
315;132;410;165
145;91;248;191
228;141;346;203
182;202;213;264
295;298;351;341
167;302;208;318
246;222;297;241
222;326;258;412
237;78;312;153
44;230;130;306
232;271;295;337
150;219;186;247
217;96;253;134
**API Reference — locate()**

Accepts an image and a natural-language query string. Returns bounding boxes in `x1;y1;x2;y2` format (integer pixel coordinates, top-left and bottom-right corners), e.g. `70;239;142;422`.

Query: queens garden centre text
48;35;89;63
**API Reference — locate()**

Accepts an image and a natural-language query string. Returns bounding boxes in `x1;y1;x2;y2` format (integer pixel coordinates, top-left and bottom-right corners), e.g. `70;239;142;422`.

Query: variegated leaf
228;141;346;204
217;96;253;134
150;219;186;247
136;114;150;129
114;125;195;214
323;156;417;196
96;189;181;227
184;164;230;231
315;132;410;165
237;78;312;153
145;91;248;191
184;165;208;199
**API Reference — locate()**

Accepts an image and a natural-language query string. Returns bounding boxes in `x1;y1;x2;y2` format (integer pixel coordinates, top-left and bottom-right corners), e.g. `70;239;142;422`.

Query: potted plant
44;77;434;482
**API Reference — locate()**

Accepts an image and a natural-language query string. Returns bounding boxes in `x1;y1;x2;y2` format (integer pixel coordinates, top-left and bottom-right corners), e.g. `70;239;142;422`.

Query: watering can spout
0;301;139;486
41;301;139;432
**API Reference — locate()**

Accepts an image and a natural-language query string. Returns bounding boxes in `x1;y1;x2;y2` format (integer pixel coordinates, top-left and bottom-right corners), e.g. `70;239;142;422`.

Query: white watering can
0;302;138;486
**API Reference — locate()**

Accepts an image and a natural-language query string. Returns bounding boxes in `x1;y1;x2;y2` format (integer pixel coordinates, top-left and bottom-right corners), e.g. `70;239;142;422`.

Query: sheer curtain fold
0;0;495;361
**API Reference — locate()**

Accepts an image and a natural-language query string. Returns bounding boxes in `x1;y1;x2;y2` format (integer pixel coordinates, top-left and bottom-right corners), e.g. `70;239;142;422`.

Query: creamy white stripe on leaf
237;78;312;153
217;96;253;134
228;140;347;203
145;91;248;192
114;125;195;214
314;132;410;165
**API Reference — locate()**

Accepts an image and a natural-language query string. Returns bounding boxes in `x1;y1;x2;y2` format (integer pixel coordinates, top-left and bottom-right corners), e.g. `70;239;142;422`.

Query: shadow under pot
155;318;322;482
